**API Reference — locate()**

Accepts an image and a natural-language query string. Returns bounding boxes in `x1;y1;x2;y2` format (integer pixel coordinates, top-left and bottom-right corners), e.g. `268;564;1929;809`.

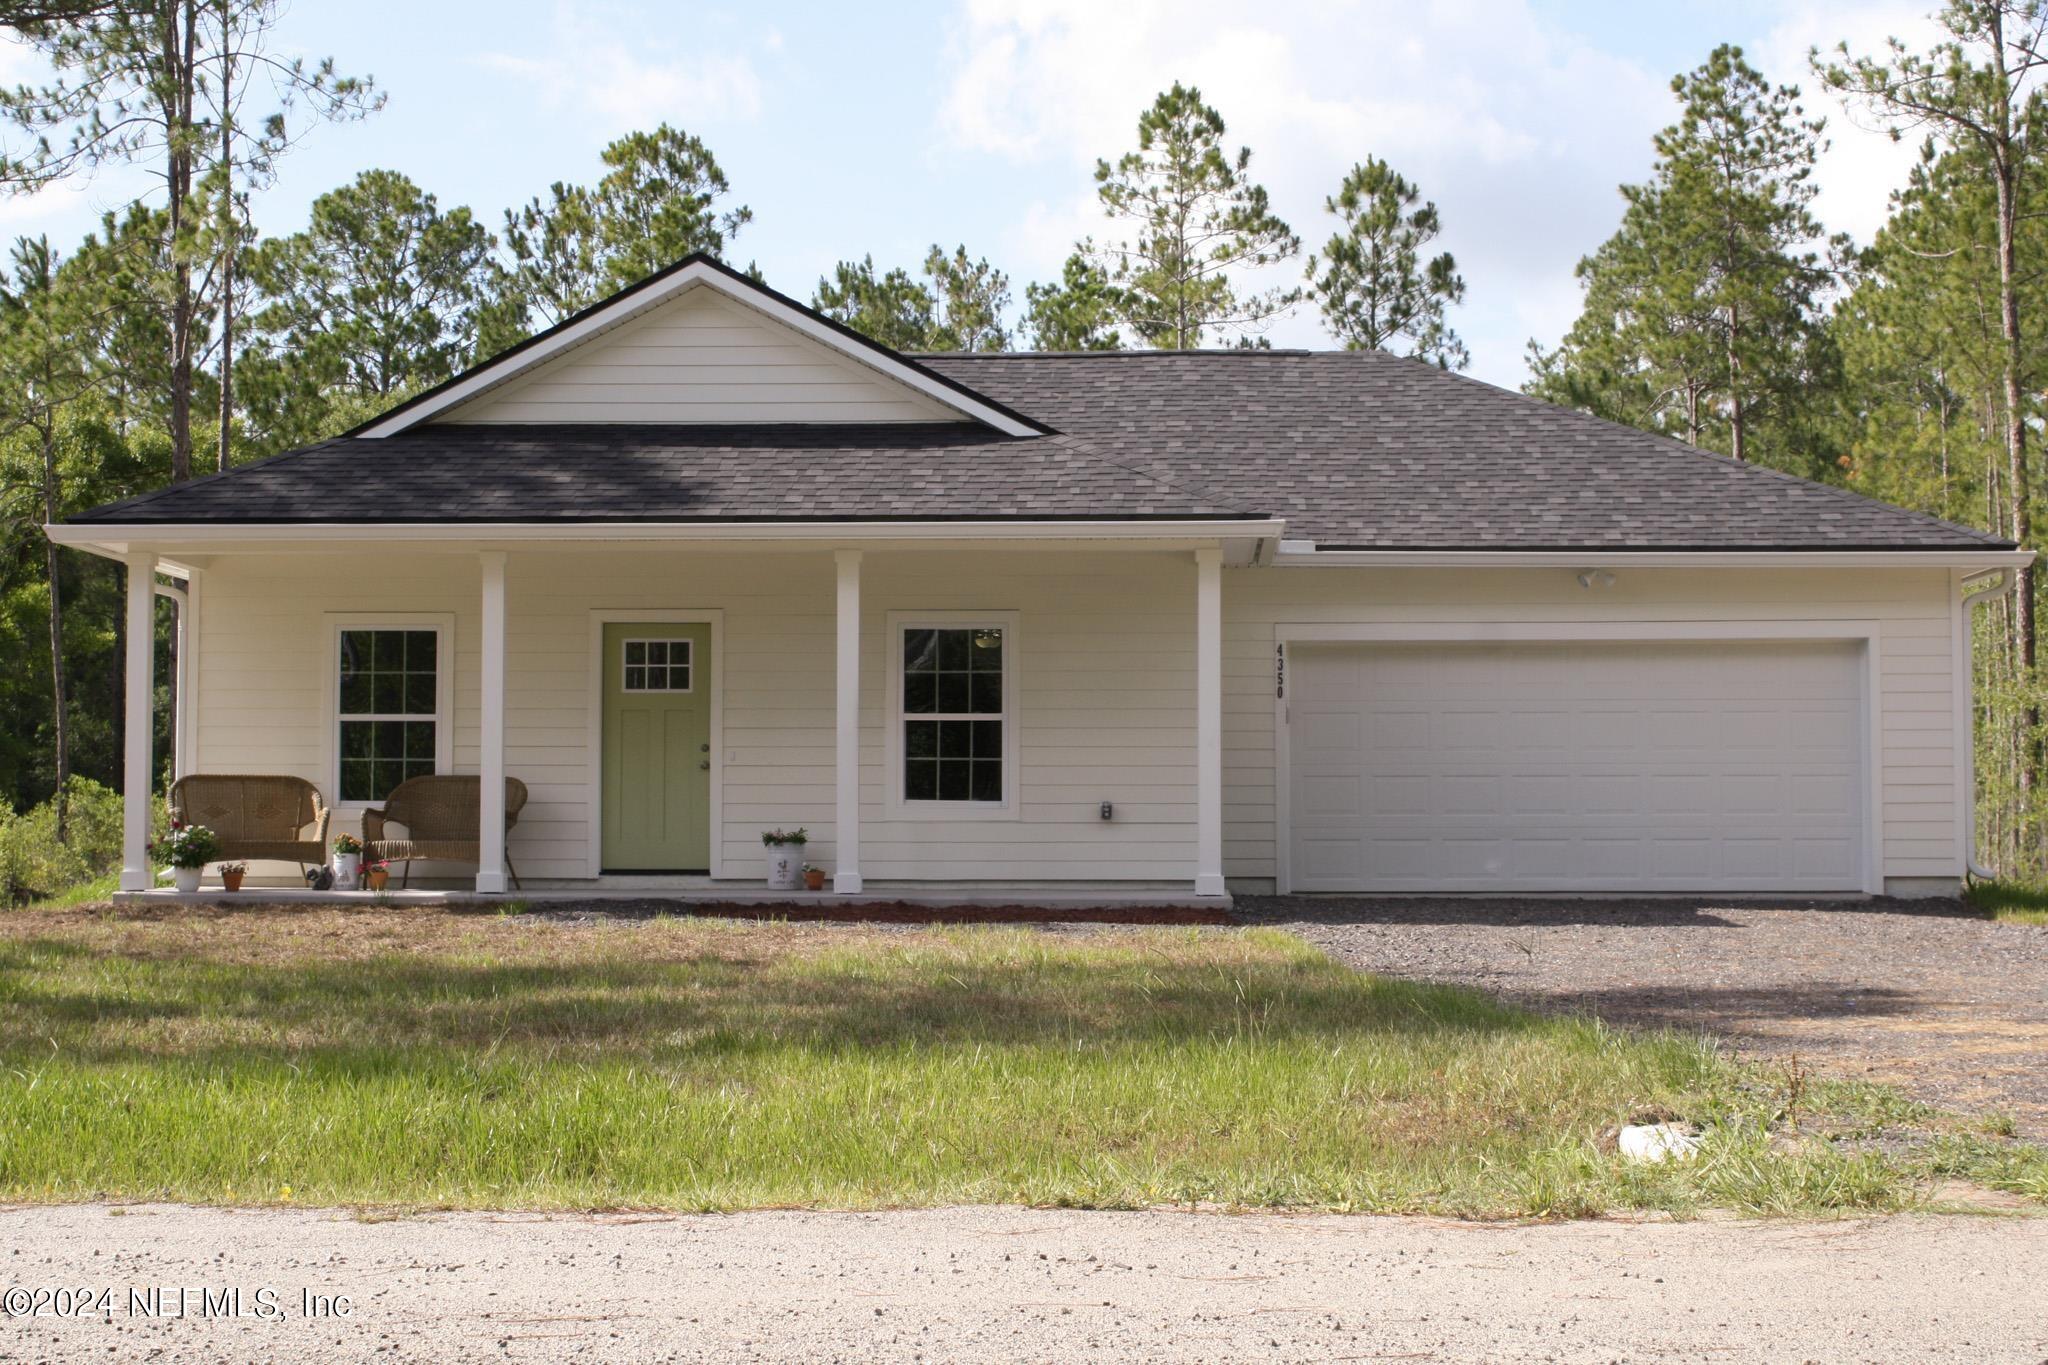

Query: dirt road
3;1204;2042;1362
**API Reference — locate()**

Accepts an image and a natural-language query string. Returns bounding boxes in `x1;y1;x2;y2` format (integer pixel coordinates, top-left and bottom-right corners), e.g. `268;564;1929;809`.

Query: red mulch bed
532;899;1235;926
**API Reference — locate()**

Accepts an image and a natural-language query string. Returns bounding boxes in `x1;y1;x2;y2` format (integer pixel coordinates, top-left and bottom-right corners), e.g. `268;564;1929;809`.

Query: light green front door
601;622;711;872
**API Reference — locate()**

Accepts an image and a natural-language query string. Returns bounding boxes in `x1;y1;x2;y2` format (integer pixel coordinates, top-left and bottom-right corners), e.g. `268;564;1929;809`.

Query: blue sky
1;0;1946;388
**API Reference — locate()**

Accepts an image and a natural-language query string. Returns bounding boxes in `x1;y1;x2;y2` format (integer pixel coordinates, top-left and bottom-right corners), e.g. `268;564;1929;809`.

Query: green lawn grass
1964;879;2048;925
0;906;2038;1217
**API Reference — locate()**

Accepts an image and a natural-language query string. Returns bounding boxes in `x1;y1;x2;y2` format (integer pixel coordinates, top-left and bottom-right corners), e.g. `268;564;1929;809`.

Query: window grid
901;626;1004;804
338;628;440;803
622;638;693;692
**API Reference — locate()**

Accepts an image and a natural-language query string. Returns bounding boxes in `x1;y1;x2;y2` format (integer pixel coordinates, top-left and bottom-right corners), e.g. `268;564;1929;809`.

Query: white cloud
936;0;1971;383
475;4;764;135
1752;1;1950;247
937;0;1670;381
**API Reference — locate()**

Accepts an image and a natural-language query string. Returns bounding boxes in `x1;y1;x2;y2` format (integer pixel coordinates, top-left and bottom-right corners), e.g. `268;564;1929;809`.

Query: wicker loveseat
363;774;527;888
167;774;330;871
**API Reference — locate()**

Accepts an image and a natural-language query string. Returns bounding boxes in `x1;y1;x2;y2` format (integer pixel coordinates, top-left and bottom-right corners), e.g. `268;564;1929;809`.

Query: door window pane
622;638;693;692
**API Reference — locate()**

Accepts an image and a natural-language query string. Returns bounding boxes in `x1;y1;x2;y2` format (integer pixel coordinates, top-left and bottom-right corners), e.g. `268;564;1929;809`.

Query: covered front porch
62;521;1276;903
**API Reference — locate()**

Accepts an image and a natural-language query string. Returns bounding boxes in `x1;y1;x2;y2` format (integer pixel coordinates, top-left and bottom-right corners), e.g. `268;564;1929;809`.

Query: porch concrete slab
111;885;1231;911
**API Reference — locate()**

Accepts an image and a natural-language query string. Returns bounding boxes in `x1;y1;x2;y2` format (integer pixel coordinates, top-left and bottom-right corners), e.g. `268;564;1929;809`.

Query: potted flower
151;819;221;894
331;833;364;890
803;864;826;892
761;827;807;891
219;862;247;894
364;859;390;892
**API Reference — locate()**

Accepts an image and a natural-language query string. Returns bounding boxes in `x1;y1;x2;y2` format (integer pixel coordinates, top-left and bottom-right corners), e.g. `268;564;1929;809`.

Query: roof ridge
916;348;1313;359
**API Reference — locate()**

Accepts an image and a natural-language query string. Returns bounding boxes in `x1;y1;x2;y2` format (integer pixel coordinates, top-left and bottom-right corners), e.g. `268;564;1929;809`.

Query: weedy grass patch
0;906;2039;1217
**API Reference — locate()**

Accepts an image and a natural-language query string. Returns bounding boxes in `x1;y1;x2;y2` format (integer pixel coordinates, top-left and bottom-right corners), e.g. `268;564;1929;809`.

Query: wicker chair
168;774;330;872
363;775;527;889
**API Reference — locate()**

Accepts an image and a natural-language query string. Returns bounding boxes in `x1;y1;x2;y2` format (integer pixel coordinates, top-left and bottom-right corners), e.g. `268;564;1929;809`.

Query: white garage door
1287;640;1865;893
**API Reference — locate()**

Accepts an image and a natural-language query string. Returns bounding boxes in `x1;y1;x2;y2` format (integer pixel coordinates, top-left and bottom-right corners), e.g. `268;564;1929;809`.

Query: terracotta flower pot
366;867;389;892
221;869;245;893
804;868;826;892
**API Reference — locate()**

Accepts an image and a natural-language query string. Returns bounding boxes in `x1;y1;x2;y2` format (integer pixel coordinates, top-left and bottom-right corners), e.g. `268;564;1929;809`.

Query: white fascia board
1271;546;2036;570
354;264;1038;438
46;517;1286;557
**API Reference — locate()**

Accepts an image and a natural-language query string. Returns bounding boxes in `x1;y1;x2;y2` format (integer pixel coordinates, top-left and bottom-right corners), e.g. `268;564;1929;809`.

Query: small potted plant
761;827;807;890
218;862;247;894
364;859;390;892
803;864;826;892
331;833;364;890
151;819;221;894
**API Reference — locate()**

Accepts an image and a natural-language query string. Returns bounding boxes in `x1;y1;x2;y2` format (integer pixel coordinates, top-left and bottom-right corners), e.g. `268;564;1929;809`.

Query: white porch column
118;551;156;892
833;549;864;893
477;551;509;894
1194;547;1225;897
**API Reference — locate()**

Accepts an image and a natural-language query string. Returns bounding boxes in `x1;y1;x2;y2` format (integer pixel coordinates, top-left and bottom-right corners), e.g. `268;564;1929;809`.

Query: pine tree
0;1;376;480
1307;158;1468;368
1819;2;2048;857
496;124;749;330
239;169;498;450
813;247;1013;352
1023;250;1127;350
1090;82;1299;347
1528;45;1840;473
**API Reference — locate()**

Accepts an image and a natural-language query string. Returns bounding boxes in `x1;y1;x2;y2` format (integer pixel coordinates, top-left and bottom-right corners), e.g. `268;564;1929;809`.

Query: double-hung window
886;611;1019;817
332;616;453;805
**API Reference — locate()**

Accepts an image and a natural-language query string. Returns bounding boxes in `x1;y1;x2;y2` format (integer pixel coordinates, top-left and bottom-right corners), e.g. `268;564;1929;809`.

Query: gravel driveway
1238;896;2048;1133
5;1204;2045;1363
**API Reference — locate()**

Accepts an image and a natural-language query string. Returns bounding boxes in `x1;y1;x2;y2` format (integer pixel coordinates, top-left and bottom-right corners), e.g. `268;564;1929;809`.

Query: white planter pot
332;852;361;890
171;866;202;894
764;844;805;891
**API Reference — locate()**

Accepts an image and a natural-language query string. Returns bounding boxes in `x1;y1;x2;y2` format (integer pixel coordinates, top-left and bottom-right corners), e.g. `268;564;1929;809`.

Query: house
53;255;2031;900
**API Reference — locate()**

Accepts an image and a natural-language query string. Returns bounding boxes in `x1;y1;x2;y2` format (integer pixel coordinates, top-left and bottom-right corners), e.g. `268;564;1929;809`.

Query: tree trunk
164;0;196;483
215;6;233;474
215;255;232;471
1726;300;1746;463
39;425;70;844
1990;37;2037;823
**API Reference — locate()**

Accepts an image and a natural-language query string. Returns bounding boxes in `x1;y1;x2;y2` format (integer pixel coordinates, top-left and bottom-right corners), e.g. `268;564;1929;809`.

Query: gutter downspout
1961;567;2017;881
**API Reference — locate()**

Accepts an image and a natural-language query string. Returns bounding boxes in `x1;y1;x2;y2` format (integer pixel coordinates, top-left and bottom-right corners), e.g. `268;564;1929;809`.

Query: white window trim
324;613;456;812
883;610;1021;821
621;636;695;693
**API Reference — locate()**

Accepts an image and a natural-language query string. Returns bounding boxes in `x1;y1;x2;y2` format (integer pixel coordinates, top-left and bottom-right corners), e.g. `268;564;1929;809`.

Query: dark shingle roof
917;350;2011;550
70;346;2012;551
69;423;1244;524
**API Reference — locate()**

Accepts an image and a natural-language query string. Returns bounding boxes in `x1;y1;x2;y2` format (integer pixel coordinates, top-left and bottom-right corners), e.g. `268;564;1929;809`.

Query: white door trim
1271;620;1885;896
585;609;725;879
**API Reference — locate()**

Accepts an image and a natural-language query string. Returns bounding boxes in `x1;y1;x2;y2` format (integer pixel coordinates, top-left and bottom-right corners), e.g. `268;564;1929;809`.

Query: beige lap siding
441;289;959;425
191;555;1962;889
191;548;1198;884
1220;566;1964;893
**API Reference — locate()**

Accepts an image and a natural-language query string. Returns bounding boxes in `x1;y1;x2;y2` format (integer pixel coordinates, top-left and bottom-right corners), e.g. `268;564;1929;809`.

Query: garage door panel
1288;641;1864;892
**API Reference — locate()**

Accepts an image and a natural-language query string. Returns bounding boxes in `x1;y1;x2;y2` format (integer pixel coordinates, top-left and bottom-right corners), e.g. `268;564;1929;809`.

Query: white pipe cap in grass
1619;1123;1703;1164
